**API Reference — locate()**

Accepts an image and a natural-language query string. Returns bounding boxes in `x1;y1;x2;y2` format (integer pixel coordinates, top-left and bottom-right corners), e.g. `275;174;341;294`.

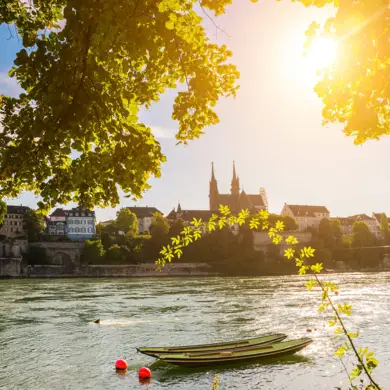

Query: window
76;212;79;216
5;228;7;232
82;227;86;233
10;228;13;232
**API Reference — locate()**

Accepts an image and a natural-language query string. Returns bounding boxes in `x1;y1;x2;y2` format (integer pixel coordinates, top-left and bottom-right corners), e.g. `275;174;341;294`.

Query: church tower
209;162;219;210
230;161;240;196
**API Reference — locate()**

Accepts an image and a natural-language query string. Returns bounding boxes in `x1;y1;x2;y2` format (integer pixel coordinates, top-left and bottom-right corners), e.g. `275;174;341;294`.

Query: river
0;273;389;389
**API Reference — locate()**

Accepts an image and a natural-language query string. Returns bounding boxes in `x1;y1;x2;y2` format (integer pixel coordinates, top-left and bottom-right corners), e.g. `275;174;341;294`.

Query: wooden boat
137;333;287;358
155;338;313;367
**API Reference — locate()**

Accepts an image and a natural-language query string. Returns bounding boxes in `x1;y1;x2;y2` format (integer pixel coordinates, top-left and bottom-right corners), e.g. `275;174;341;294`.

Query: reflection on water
1;273;390;389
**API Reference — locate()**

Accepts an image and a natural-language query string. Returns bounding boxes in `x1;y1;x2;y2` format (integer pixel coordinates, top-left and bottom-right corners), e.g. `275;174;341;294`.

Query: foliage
158;205;382;389
150;213;170;240
169;218;185;238
0;0;242;209
105;244;122;264
24;209;45;242
304;0;389;145
266;214;298;231
115;208;138;236
1;0;386;209
380;213;389;244
0;199;6;225
330;219;343;245
83;239;105;264
352;222;375;248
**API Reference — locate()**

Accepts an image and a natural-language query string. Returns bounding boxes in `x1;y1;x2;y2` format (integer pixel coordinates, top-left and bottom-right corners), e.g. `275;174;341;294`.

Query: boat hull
137;333;287;358
157;338;312;367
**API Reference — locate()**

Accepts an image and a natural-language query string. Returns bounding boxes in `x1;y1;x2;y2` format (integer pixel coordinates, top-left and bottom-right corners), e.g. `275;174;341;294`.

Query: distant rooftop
286;205;329;217
127;207;162;218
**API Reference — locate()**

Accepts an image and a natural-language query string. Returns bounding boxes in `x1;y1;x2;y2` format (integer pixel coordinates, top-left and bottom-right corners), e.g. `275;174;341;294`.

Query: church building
209;162;268;213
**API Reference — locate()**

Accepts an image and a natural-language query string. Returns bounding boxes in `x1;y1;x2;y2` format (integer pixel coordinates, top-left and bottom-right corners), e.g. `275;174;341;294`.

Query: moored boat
155;337;313;367
137;333;287;358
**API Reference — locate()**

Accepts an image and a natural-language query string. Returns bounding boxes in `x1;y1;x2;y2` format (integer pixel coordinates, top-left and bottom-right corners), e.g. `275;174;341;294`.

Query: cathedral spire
209;162;219;210
231;160;240;196
211;162;216;180
177;201;182;213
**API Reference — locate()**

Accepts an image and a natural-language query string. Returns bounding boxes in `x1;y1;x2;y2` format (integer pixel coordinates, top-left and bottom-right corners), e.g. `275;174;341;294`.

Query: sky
1;1;390;222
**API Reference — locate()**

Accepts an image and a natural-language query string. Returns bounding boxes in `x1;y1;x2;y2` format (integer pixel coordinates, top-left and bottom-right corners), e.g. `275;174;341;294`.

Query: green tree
115;208;138;236
1;1;387;209
318;218;334;249
83;239;105;264
380;213;390;244
105;244;122;264
330;219;342;246
352;221;375;248
306;0;389;145
0;0;240;209
150;213;170;241
282;215;298;231
169;218;185;238
0;200;6;225
24;209;45;242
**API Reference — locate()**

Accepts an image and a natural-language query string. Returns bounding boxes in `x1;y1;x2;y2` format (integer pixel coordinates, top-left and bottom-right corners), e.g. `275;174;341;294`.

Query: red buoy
115;359;128;370
138;367;151;379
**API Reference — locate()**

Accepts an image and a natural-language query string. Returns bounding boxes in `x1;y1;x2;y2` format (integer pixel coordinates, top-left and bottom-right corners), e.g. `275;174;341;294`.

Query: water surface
1;273;389;389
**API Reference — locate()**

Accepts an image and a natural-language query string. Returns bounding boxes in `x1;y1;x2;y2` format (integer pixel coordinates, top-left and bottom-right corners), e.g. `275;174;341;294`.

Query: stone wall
25;262;212;277
29;242;85;266
0;258;21;277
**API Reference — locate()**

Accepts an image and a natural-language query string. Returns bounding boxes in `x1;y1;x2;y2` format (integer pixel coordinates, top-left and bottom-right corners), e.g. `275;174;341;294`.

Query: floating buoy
138;367;151;379
115;359;128;370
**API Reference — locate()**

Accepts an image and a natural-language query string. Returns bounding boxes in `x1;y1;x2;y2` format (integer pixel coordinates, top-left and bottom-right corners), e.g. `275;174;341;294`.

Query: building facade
47;208;67;236
281;204;330;232
209;162;268;213
0;205;30;238
66;208;96;241
372;213;390;240
127;207;162;233
47;207;96;241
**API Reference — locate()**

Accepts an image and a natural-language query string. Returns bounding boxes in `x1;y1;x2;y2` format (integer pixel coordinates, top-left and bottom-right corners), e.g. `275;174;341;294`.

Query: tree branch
198;0;230;38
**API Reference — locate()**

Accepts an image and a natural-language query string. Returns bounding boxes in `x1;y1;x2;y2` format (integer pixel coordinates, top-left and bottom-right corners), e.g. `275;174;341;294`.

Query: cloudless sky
1;1;390;222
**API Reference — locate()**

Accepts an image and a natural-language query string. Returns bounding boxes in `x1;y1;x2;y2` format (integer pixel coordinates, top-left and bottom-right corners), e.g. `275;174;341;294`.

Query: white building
281;204;330;232
127;207;162;233
66;207;96;240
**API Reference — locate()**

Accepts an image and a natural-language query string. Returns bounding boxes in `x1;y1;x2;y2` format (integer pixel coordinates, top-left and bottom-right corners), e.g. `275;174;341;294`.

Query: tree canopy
24;209;45;241
352;221;375;248
0;0;388;209
115;208;138;236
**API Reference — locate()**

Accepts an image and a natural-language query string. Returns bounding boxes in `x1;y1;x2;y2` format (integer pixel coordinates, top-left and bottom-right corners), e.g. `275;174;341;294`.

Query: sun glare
304;37;338;71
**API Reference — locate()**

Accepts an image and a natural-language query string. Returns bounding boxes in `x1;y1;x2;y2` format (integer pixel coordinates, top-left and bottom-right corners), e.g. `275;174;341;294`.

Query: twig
198;0;231;38
314;274;381;389
7;25;14;40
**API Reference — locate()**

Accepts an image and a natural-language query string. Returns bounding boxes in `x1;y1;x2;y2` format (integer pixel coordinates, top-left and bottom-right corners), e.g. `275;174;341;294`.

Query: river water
0;273;389;389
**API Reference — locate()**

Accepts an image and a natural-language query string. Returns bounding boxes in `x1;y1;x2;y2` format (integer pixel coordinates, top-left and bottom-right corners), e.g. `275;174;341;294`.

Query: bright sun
304;37;338;71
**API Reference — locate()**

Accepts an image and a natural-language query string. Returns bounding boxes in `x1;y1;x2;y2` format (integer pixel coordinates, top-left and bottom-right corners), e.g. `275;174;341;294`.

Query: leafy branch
157;205;382;390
